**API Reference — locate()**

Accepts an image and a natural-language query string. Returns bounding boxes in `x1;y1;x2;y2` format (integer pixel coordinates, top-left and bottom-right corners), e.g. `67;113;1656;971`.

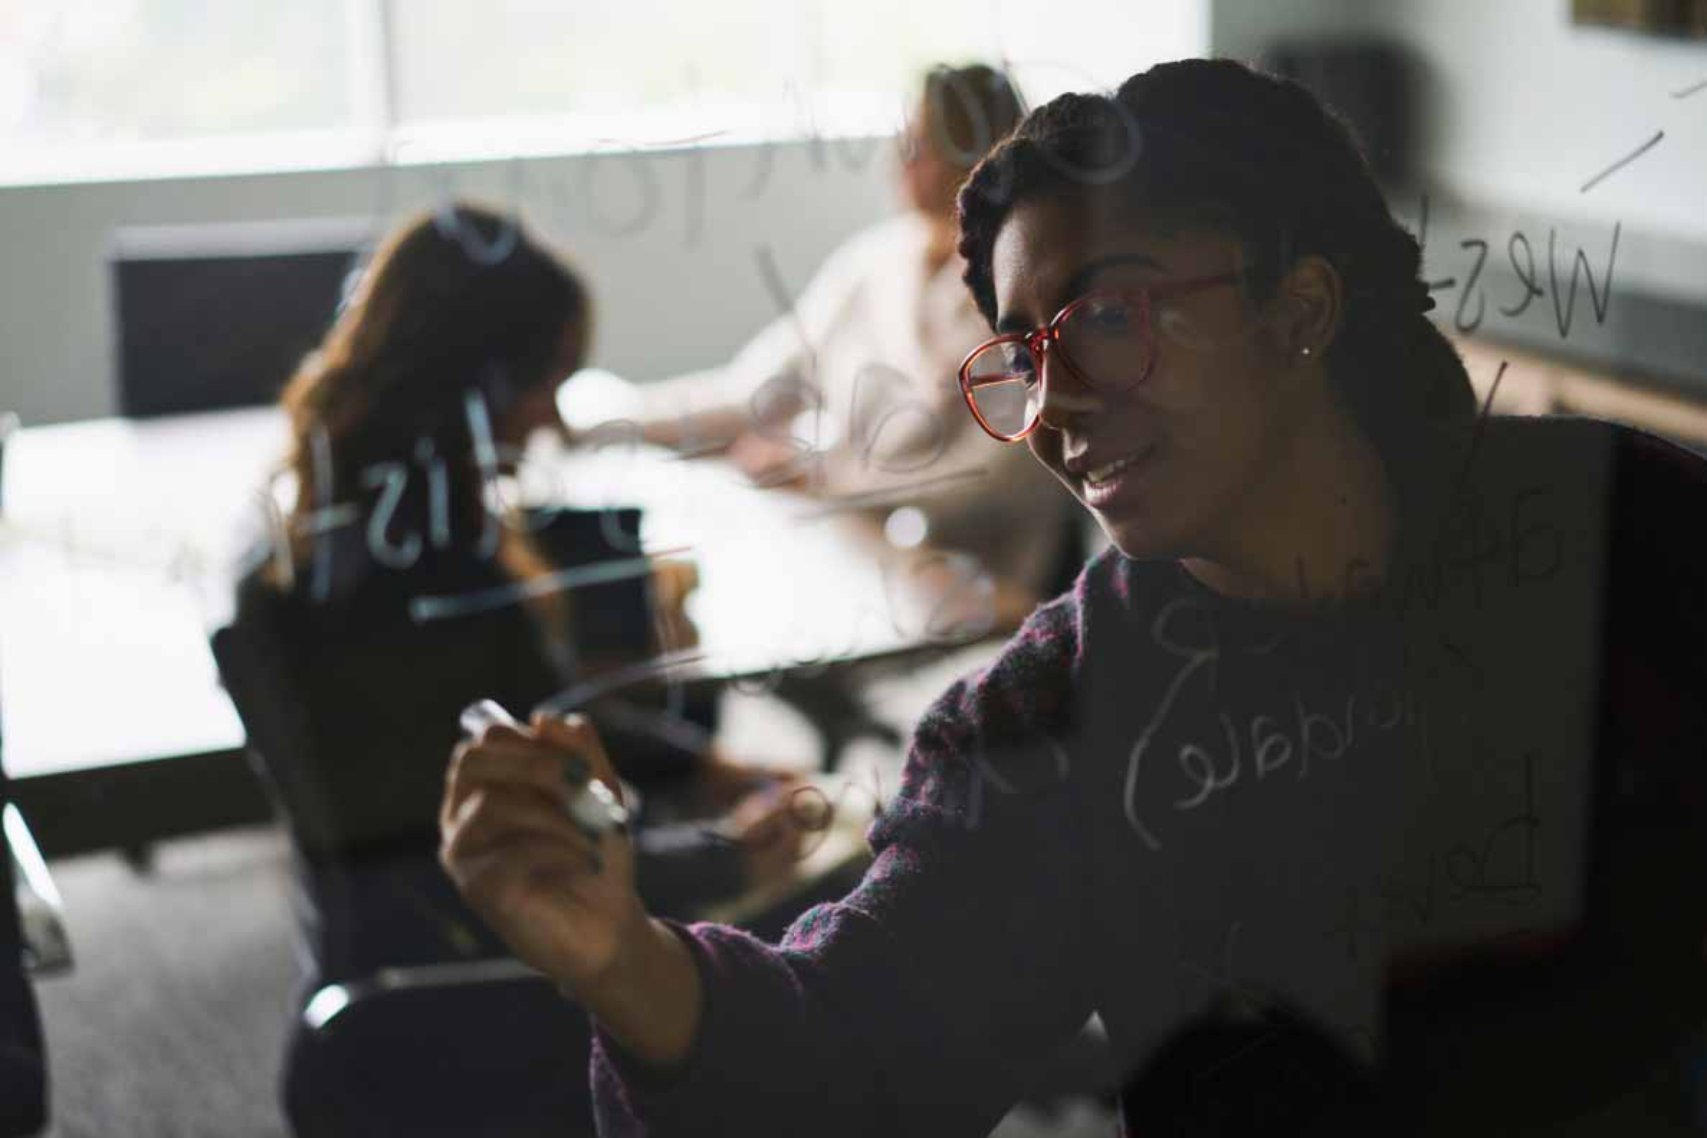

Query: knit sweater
588;417;1640;1136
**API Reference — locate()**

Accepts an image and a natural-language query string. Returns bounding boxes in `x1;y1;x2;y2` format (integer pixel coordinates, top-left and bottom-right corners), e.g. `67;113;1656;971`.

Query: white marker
459;699;629;839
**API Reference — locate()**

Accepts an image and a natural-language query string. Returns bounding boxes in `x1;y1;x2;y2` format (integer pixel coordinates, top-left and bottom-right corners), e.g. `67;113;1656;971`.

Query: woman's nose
1035;345;1100;431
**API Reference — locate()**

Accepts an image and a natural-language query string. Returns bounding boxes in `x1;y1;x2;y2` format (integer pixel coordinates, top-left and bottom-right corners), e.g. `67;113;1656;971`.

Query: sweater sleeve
633;223;887;445
588;589;1099;1136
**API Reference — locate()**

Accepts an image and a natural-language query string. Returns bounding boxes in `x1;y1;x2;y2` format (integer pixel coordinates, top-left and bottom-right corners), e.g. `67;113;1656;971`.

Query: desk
1;409;1003;855
1454;332;1707;448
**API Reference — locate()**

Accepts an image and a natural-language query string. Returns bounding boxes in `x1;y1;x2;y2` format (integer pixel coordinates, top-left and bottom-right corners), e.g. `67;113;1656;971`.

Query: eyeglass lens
963;295;1153;438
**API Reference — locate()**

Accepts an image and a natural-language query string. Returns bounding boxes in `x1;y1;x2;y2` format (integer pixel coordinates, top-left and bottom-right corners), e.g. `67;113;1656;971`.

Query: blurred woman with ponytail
438;62;1637;1135
234;205;802;992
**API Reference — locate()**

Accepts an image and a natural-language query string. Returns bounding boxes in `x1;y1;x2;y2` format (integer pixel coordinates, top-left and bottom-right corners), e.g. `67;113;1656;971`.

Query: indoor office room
1;1;1705;1136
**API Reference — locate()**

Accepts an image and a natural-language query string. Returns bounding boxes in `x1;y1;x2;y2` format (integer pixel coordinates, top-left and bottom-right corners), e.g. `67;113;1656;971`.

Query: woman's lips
1079;446;1155;508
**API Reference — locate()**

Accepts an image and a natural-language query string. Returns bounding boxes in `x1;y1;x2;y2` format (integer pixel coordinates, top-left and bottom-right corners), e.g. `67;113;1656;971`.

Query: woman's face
992;195;1309;563
899;99;962;221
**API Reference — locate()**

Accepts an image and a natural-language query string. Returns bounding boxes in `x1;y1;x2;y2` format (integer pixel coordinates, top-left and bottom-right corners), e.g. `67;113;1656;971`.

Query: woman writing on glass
439;60;1640;1135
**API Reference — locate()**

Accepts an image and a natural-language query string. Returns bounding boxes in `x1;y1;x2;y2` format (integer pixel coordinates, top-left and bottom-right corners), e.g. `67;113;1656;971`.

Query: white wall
1211;0;1707;304
16;1;1703;424
1378;0;1707;248
1209;0;1381;60
0;140;894;425
0;0;1215;429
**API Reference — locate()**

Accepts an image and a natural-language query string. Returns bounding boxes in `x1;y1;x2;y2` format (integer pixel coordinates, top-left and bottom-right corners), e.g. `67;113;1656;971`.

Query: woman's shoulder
881;548;1146;828
909;548;1149;747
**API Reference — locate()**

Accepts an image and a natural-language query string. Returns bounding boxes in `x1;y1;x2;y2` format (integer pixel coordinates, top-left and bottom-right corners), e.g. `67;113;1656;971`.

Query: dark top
587;418;1707;1134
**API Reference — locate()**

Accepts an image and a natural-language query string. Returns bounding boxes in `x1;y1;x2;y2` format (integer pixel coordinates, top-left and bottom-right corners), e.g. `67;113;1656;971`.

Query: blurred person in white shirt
583;64;1078;607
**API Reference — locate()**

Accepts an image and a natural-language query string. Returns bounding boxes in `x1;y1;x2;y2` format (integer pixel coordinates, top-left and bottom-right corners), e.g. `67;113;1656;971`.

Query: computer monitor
110;218;368;419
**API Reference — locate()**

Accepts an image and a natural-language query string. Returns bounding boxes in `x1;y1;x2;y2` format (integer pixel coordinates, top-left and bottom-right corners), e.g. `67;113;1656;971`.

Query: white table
0;408;1001;853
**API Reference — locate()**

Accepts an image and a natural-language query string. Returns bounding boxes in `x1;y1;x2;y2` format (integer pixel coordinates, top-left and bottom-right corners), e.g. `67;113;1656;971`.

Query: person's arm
626;226;885;454
593;722;1098;1137
441;592;1098;1135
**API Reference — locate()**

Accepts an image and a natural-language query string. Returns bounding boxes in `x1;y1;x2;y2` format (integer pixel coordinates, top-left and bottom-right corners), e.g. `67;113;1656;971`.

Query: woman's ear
1274;254;1343;361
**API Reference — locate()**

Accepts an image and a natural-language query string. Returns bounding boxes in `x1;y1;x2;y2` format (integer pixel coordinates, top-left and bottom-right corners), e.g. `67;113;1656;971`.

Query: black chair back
0;714;48;1135
1381;420;1707;1133
213;588;516;986
283;962;593;1138
213;592;595;1136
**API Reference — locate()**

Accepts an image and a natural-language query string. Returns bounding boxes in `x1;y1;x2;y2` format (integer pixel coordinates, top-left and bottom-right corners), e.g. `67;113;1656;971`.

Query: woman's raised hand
439;712;647;993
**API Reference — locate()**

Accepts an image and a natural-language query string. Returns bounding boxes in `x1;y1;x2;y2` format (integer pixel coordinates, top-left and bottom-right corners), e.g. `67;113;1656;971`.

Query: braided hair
957;59;1475;530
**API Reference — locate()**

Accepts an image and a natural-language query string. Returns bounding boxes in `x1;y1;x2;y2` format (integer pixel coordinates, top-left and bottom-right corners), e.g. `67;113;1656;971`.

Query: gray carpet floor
35;826;298;1137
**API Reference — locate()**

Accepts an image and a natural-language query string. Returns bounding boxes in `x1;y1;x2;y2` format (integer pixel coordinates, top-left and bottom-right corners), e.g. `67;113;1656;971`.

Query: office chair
0;807;47;1137
212;502;761;1136
213;598;596;1137
1378;419;1707;1134
281;958;592;1138
1;694;71;1136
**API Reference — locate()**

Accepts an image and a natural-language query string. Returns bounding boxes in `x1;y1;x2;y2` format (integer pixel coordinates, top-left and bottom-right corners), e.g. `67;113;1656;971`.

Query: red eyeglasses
957;272;1243;442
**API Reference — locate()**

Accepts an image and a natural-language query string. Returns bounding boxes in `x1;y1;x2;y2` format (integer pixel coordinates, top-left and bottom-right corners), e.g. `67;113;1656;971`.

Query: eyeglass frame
957;270;1247;443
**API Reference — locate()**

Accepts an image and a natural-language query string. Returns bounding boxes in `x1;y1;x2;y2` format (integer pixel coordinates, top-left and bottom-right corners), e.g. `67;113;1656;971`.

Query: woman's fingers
532;711;626;805
442;784;588;864
442;736;574;829
440;782;619;904
437;713;648;993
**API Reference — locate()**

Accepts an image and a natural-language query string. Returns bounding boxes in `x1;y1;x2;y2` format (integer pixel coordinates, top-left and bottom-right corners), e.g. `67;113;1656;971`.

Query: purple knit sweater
588;419;1623;1135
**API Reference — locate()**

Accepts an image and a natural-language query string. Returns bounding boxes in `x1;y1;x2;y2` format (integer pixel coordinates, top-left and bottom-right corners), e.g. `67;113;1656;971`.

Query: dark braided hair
957;58;1476;531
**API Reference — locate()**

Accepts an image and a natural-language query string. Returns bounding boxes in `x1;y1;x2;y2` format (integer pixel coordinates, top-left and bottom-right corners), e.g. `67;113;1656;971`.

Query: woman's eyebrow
1060;252;1166;300
995;252;1168;334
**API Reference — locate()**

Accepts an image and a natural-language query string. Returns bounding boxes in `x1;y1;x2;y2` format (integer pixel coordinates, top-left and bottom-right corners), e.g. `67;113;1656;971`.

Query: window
0;0;1206;184
0;0;370;182
387;0;1207;162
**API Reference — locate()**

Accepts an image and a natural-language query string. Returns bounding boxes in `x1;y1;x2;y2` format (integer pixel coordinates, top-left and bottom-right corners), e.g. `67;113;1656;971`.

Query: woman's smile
1063;442;1159;510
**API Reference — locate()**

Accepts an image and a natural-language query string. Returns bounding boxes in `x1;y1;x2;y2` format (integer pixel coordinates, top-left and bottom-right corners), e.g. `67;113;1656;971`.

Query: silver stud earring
1299;346;1313;358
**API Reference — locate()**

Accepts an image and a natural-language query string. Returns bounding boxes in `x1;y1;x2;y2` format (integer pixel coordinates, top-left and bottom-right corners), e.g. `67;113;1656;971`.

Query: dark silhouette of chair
0;410;39;1135
1380;420;1707;1134
1;692;70;1136
0;811;49;1138
281;958;591;1138
212;596;595;1137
